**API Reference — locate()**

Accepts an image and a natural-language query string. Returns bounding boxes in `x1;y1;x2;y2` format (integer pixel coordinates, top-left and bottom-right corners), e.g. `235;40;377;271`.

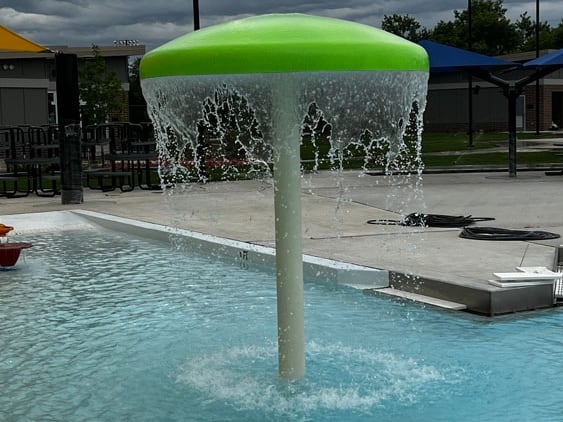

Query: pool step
372;287;467;311
488;266;561;288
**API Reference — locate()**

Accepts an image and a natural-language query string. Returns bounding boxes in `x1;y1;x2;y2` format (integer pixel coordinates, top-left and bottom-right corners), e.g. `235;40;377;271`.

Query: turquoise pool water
1;227;563;421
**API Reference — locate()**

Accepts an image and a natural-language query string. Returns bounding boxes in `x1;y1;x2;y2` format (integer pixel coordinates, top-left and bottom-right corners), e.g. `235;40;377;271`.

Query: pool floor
1;224;563;421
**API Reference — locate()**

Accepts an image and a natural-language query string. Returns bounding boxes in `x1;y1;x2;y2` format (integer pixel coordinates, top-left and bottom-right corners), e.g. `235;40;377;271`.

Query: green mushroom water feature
140;13;429;380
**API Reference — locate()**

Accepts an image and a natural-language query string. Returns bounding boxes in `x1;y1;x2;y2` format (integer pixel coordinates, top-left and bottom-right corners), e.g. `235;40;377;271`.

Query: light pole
535;0;540;134
193;0;200;31
468;0;474;147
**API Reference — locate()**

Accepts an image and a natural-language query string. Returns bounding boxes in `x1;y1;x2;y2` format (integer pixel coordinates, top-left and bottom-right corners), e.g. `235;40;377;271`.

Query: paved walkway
2;170;563;315
424;137;563;156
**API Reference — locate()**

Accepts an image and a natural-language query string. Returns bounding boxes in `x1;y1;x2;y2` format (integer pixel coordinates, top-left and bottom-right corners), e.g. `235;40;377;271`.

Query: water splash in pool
177;341;448;417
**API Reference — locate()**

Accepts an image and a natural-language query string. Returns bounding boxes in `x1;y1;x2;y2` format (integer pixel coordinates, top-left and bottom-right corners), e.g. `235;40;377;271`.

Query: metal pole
55;53;83;204
535;0;540;134
272;75;305;380
468;0;474;147
193;0;200;31
508;89;518;177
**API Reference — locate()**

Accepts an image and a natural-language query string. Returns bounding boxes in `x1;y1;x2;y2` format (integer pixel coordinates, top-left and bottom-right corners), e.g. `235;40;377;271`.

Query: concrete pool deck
2;170;563;316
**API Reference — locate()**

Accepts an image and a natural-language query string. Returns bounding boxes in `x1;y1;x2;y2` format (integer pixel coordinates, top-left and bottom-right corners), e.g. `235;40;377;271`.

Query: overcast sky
1;1;562;52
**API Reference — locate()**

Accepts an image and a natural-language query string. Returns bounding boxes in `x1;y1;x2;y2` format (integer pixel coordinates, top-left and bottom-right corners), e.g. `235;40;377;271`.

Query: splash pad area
140;12;429;379
2;208;563;421
3;11;563;419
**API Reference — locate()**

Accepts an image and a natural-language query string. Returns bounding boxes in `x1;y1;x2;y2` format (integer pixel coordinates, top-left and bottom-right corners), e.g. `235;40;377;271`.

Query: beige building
0;44;145;127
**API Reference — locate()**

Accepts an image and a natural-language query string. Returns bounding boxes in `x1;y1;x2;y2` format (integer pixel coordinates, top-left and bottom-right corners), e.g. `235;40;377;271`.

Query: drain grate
555;266;563;299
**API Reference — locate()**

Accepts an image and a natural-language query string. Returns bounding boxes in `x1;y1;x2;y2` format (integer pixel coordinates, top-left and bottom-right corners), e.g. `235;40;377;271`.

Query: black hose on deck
367;213;495;228
459;227;560;241
367;213;560;241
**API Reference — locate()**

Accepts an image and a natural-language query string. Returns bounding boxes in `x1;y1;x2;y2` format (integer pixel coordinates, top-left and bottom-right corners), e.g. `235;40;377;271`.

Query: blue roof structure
418;41;561;178
419;40;516;72
523;49;563;67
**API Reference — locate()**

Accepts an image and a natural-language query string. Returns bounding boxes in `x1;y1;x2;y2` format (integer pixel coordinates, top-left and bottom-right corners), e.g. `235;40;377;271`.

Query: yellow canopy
0;24;50;53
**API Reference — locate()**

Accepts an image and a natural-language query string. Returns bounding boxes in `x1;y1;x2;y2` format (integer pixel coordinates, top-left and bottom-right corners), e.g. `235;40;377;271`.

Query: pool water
1;227;563;421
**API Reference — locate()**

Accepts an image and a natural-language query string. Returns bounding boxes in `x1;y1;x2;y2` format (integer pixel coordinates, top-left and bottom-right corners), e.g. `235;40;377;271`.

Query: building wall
104;56;129;83
0;47;141;127
0;58;50;126
524;74;563;131
425;67;562;133
0;92;51;126
424;85;513;132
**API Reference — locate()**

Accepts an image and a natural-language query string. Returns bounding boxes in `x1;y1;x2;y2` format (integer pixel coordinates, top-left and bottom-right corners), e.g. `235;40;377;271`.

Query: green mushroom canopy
140;13;428;78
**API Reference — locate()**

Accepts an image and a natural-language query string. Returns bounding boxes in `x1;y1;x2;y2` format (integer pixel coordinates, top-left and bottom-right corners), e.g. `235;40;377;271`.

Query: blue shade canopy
524;48;563;67
419;40;516;72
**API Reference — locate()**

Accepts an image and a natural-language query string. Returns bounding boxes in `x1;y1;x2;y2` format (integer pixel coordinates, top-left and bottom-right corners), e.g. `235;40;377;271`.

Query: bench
84;169;134;192
0;173;31;198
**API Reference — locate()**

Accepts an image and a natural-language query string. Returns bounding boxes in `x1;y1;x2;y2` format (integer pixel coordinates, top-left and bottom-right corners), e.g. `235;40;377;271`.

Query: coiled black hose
367;213;495;228
459;227;560;241
366;213;560;240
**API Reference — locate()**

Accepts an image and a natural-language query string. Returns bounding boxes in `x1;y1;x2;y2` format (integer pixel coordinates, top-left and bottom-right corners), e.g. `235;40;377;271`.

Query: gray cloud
1;0;561;52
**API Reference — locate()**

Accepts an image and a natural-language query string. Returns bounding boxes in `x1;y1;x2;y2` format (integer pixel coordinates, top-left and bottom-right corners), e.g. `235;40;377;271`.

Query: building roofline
496;49;558;63
0;44;145;59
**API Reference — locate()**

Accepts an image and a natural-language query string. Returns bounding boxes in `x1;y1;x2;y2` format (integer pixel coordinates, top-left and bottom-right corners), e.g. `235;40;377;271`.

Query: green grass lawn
420;132;558;154
421;132;498;153
420;132;563;168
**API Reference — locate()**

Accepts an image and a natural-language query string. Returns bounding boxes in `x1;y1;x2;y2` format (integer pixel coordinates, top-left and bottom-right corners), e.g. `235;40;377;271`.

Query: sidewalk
424;137;563;156
2;170;562;315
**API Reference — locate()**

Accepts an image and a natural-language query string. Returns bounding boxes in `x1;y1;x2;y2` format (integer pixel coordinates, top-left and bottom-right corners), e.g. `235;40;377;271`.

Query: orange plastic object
0;224;14;237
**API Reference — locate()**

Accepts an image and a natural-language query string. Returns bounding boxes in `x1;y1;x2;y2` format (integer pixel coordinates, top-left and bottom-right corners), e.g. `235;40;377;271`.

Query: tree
429;0;519;55
515;12;552;51
381;14;429;42
200;85;263;161
552;20;563;49
383;2;559;55
431;19;462;47
515;11;535;51
195;85;265;180
79;45;123;125
538;19;563;50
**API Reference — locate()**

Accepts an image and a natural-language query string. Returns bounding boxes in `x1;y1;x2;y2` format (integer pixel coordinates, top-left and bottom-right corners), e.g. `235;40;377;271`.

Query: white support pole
272;75;305;380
